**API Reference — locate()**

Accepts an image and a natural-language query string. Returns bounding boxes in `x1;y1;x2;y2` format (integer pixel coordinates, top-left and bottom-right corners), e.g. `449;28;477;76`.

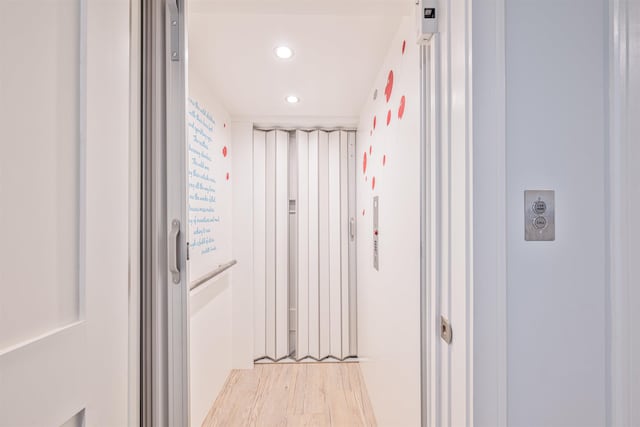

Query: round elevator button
532;200;547;215
533;216;548;230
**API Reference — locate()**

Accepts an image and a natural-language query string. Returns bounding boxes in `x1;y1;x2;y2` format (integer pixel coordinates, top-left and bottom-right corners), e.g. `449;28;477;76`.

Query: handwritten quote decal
188;97;220;256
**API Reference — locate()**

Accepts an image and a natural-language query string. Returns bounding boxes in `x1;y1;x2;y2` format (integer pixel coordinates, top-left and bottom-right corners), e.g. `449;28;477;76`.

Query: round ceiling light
285;95;300;104
274;45;294;60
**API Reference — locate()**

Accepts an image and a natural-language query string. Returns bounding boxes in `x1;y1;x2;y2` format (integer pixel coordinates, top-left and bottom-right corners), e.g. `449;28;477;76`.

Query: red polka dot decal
222;146;228;157
363;151;368;174
383;155;387;166
362;209;366;216
226;172;230;181
398;95;406;119
384;70;394;103
402;40;406;55
386;110;392;126
372;176;376;190
373;115;377;130
369;145;373;155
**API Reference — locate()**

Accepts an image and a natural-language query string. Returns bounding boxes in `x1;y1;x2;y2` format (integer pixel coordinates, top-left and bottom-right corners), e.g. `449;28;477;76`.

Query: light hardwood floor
201;362;377;427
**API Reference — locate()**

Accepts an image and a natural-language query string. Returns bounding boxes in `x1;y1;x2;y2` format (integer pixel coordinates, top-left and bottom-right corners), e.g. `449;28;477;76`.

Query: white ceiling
188;0;411;126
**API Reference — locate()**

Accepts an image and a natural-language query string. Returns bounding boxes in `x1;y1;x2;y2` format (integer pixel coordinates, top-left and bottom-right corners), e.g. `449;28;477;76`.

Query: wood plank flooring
201;362;377;427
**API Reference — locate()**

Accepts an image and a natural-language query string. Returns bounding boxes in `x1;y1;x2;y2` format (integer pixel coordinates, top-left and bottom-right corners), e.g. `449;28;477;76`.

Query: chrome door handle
169;219;181;284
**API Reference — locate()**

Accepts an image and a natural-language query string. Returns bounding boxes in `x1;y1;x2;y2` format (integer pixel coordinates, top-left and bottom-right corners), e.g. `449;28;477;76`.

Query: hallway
3;1;640;426
202;363;376;427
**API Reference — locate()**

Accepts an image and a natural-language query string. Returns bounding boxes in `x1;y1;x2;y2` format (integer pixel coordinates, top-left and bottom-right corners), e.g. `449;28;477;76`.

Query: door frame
608;0;637;425
129;0;142;425
141;0;190;425
420;37;440;427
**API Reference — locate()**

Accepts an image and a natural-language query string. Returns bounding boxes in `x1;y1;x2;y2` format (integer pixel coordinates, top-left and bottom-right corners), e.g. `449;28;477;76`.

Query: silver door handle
169;219;181;284
349;217;356;241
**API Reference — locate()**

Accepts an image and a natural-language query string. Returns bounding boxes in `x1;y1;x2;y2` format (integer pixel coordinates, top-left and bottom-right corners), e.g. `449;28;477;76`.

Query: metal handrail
189;259;237;291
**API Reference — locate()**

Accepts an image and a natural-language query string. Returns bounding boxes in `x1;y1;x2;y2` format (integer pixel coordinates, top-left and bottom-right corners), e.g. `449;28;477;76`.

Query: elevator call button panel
373;196;379;271
525;190;555;241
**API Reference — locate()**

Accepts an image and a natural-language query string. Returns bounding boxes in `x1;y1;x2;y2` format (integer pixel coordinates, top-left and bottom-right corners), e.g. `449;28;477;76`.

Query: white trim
495;1;508;424
128;0;142;425
609;0;631;425
465;0;475;424
470;0;507;425
0;321;86;357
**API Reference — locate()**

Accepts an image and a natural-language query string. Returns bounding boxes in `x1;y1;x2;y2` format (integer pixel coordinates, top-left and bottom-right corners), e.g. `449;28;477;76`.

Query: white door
252;129;357;362
0;1;132;425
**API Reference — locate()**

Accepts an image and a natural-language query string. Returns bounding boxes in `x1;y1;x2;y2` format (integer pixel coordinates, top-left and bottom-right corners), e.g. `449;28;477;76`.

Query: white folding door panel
307;132;321;359
274;131;289;359
347;132;358;357
340;132;352;359
253;130;289;360
293;130;356;361
254;129;355;362
252;130;266;359
296;131;310;357
328;132;343;356
265;131;276;359
317;131;331;359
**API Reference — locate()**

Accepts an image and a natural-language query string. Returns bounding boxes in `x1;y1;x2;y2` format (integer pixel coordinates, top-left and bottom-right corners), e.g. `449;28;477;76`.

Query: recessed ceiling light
275;45;294;60
286;95;300;104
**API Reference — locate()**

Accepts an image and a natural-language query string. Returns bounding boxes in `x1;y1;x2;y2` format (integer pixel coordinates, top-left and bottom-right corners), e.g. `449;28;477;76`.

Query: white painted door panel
0;1;85;424
0;0;130;425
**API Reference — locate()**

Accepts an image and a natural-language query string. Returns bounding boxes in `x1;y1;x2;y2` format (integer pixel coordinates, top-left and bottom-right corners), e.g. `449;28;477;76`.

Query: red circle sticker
363;151;368;174
384;70;394;102
398;95;406;119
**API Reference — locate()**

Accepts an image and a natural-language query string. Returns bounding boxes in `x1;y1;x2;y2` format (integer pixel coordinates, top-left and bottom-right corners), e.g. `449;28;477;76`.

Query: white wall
471;0;508;425
230;121;255;370
187;70;234;426
355;17;421;426
501;1;607;426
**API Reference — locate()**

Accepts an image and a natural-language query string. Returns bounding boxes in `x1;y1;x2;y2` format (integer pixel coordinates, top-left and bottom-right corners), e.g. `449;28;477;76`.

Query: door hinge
169;0;180;61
